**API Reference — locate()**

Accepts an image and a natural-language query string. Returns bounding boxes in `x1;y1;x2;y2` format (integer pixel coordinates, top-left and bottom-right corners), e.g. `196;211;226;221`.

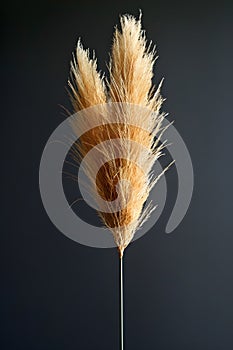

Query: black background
2;1;233;349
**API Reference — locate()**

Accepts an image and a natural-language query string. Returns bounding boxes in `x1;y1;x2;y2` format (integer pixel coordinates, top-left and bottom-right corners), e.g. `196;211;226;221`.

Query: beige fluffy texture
68;42;106;110
109;15;162;111
68;14;170;257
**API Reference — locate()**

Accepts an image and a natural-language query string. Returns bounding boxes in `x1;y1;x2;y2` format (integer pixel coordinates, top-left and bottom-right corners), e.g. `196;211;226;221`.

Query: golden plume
68;14;169;258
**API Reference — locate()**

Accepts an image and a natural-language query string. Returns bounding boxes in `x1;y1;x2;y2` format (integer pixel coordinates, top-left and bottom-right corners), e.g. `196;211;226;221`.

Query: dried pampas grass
67;13;171;350
68;14;170;258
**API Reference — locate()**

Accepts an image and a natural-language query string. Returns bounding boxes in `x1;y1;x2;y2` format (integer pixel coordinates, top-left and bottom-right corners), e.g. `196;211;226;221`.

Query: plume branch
68;40;107;111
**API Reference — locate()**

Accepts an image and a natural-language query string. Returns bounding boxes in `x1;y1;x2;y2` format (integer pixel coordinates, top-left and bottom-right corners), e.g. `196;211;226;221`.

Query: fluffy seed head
68;14;170;257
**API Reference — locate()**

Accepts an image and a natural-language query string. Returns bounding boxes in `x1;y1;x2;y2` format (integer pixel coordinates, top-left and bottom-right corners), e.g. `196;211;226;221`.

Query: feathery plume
68;14;169;258
67;13;172;350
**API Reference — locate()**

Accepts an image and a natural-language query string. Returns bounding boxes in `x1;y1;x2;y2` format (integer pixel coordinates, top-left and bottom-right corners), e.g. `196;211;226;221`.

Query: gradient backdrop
2;1;233;349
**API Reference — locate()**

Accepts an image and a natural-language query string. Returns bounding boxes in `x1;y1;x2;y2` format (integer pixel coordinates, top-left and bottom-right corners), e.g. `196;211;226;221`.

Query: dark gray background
1;0;233;349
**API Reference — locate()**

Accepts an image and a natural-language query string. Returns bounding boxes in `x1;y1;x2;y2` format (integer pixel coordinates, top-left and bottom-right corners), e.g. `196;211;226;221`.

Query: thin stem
120;255;124;350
